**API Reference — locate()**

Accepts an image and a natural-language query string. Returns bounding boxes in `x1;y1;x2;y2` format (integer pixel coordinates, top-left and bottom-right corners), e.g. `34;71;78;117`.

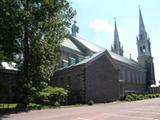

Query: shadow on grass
0;106;42;119
0;108;29;119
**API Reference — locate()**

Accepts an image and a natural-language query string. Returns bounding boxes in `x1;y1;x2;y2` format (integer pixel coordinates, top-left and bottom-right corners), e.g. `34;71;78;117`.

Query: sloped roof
72;36;105;53
76;38;143;69
61;38;82;53
76;50;105;65
58;50;105;71
108;51;144;70
61;35;144;70
74;36;144;70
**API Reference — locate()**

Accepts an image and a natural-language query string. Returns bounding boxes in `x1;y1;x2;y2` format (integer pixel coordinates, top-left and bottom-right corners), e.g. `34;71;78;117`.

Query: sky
69;0;160;84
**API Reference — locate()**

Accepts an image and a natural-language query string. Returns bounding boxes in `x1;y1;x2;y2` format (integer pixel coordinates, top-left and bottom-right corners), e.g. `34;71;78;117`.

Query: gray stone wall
115;60;146;95
85;54;119;102
52;53;120;103
51;65;86;102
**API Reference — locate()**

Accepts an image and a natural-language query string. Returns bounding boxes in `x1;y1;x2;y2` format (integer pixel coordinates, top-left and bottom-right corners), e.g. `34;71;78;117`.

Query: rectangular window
118;71;121;80
125;70;128;82
60;77;64;87
122;71;125;81
143;73;146;84
136;73;139;84
130;71;133;82
132;72;135;83
142;74;144;84
67;76;71;88
140;74;142;84
127;71;130;82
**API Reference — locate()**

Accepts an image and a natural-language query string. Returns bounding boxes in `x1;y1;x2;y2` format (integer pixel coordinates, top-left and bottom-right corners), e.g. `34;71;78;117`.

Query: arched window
140;46;146;54
142;46;146;53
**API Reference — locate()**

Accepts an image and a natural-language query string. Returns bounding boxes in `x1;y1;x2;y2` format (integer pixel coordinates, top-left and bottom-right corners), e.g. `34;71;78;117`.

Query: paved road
1;98;160;120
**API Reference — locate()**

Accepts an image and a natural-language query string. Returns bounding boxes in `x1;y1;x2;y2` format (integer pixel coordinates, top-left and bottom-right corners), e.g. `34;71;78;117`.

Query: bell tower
137;7;155;85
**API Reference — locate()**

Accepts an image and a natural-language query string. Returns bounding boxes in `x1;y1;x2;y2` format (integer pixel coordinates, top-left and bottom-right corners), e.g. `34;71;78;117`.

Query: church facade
51;8;155;102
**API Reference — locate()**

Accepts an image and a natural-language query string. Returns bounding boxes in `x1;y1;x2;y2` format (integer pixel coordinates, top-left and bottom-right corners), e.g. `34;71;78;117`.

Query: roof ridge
76;36;105;49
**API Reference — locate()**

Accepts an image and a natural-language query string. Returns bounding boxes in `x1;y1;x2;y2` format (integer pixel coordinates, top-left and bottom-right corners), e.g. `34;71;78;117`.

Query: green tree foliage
37;86;69;106
0;0;76;103
0;0;22;63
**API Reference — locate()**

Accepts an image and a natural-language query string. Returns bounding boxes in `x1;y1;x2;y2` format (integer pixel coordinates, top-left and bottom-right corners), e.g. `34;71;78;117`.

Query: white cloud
89;19;114;33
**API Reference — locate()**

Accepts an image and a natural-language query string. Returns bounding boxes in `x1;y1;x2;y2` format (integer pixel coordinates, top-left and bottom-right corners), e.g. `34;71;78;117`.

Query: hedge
124;93;160;101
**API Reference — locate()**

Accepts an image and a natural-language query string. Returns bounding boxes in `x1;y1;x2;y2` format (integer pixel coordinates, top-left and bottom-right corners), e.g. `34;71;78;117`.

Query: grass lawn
0;104;17;109
0;103;43;109
0;103;61;110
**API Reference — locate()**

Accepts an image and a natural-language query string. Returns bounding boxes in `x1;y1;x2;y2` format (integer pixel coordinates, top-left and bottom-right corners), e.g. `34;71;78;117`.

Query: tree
0;0;76;104
0;0;22;63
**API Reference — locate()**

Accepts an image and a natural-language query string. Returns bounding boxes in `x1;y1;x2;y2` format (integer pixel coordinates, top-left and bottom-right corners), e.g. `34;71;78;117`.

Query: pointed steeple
137;7;151;58
114;19;120;49
137;7;155;85
111;18;123;56
139;6;147;39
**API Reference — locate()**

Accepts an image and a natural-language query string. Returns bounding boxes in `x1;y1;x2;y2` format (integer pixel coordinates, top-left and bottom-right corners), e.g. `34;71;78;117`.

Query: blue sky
70;0;160;84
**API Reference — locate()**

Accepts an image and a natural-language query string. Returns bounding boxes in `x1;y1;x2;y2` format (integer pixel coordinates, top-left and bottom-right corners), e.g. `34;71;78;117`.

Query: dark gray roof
60;35;145;71
57;50;105;71
108;51;144;70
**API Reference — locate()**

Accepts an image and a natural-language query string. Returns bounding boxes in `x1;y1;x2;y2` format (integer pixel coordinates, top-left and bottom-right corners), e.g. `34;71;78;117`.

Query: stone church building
51;8;155;102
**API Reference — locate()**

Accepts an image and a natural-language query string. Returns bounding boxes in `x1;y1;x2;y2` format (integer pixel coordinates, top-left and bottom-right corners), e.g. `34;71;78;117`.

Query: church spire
114;19;120;49
111;18;123;56
137;7;151;57
137;7;155;85
139;6;147;40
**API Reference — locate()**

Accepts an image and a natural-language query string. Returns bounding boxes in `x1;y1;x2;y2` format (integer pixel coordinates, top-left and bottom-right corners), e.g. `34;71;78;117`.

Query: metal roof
61;38;82;53
58;51;105;71
60;35;144;71
108;50;144;70
74;36;105;52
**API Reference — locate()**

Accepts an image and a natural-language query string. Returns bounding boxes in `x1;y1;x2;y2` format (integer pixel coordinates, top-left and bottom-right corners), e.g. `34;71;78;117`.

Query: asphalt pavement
1;98;160;120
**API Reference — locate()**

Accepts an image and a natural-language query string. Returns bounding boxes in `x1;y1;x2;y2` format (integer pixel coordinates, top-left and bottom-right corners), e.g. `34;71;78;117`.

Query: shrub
125;94;135;101
88;100;94;106
155;94;160;97
138;94;144;100
131;94;138;101
37;86;69;106
54;101;60;107
124;93;160;101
